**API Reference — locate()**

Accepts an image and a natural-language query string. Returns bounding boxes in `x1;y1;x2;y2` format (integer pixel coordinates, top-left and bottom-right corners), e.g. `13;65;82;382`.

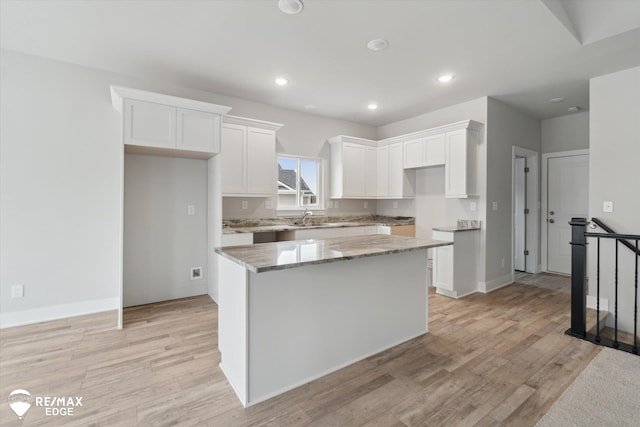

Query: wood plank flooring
0;278;602;426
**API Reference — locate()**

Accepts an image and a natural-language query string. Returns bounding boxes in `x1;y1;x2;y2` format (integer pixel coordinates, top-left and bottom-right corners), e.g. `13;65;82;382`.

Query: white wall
589;66;640;334
541;111;589;153
0;49;378;327
485;98;541;288
123;154;208;307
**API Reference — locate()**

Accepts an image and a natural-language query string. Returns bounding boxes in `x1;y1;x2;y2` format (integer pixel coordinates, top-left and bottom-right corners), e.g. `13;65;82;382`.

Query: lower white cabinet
221;233;254;247
292;225;382;240
432;229;479;298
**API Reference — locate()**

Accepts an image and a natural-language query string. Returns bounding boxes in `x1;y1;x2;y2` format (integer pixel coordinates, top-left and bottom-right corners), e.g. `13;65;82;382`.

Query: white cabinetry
403;134;445;169
432;229;479;298
290;225;383;240
329;136;378;199
111;86;231;159
330;136;413;199
222;233;254;247
445;128;479;198
221;116;283;197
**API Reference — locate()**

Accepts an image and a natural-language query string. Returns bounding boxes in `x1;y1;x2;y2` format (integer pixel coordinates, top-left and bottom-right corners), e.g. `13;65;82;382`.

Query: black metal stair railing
566;217;640;356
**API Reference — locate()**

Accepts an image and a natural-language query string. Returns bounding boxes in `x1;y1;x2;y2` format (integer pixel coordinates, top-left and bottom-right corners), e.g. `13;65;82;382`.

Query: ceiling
1;0;639;127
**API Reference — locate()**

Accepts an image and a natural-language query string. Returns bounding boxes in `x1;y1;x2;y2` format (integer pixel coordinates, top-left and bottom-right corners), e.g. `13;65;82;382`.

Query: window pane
300;160;319;207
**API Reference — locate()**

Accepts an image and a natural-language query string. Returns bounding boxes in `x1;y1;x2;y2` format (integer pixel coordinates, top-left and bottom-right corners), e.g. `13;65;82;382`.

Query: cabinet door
445;129;468;198
403;138;424;169
389;143;404;197
365;146;378;198
377;145;390;197
221;123;246;194
424;134;445;166
342;143;366;197
433;245;454;291
124;99;175;148
177;108;218;153
246;127;276;195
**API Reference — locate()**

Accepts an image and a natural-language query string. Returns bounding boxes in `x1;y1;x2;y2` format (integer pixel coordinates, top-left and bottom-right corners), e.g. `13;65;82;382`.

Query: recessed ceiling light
367;39;389;51
275;77;289;86
367;103;379;110
549;97;565;103
568;106;580;112
278;0;304;15
438;74;454;83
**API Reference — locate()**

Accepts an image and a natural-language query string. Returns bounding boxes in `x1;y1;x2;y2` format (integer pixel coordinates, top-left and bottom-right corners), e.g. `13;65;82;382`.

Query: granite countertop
432;219;481;233
223;215;414;234
215;234;451;273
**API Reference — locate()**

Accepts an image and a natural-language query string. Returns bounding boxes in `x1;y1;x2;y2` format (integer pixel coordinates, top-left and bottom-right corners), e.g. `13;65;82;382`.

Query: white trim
478;274;513;293
327;120;484;147
541;149;590;272
222;114;283;131
0;298;119;329
511;146;540;276
110;85;232;115
587;295;609;312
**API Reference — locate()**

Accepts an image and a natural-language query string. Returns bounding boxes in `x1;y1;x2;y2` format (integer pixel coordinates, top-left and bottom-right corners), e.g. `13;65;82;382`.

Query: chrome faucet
302;209;313;225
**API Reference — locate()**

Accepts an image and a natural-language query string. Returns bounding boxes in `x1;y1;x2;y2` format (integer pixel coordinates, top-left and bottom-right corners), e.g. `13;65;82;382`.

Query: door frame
541;149;589;273
511;147;540;278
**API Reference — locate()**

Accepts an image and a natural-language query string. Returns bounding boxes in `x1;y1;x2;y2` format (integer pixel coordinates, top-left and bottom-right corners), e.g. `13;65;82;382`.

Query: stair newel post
569;218;588;338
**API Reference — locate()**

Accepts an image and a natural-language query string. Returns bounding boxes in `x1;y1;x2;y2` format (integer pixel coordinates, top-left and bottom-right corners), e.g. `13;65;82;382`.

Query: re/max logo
35;396;83;407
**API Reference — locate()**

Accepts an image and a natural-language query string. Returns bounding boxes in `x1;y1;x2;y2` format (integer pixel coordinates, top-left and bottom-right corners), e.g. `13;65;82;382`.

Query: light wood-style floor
0;276;601;426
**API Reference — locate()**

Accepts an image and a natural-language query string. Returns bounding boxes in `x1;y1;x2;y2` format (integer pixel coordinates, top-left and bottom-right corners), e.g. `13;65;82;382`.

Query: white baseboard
587;295;609;312
478;274;514;293
0;297;119;329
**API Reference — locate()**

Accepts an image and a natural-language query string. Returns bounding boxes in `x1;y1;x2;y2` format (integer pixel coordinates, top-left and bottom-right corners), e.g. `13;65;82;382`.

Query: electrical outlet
603;201;614;213
265;199;273;209
393;201;398;209
470;202;477;212
492;201;498;211
364;201;368;209
241;201;248;210
190;267;202;280
187;205;195;215
501;258;505;269
11;284;24;298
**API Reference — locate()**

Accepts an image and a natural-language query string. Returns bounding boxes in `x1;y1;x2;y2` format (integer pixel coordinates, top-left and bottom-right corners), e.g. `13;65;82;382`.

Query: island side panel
218;255;249;406
246;249;428;405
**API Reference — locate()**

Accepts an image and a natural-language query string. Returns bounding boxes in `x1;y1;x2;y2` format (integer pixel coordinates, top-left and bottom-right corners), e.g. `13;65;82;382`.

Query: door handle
549;211;555;215
549;219;555;224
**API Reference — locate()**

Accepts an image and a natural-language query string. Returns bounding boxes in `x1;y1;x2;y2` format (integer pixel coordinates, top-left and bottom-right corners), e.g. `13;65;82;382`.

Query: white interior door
547;154;589;274
514;157;526;271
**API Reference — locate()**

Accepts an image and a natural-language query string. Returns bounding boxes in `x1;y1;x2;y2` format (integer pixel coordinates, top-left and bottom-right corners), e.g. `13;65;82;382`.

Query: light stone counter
215;234;451;273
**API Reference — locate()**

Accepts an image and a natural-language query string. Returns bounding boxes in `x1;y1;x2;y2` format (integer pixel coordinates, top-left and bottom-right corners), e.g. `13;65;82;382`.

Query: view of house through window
277;156;322;210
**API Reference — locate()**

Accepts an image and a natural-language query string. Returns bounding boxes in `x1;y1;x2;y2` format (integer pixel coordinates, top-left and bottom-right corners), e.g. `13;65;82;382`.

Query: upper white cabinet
403;134;446;169
329;137;413;199
111;86;231;159
221;116;283;197
329;136;378;199
445;127;479;198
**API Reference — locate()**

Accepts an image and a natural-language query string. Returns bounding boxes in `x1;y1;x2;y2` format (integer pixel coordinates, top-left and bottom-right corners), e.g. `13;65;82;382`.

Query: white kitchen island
215;234;451;407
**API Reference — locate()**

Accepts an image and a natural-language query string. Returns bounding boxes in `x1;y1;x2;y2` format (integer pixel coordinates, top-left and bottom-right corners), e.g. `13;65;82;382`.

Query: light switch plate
11;284;24;298
603;201;614;213
327;201;334;209
364;201;368;209
470;202;477;212
241;201;248;210
187;205;195;215
492;201;498;211
334;201;339;209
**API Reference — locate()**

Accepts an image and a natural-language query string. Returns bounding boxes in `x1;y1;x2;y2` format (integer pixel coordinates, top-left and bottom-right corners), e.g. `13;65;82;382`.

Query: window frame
276;153;325;214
